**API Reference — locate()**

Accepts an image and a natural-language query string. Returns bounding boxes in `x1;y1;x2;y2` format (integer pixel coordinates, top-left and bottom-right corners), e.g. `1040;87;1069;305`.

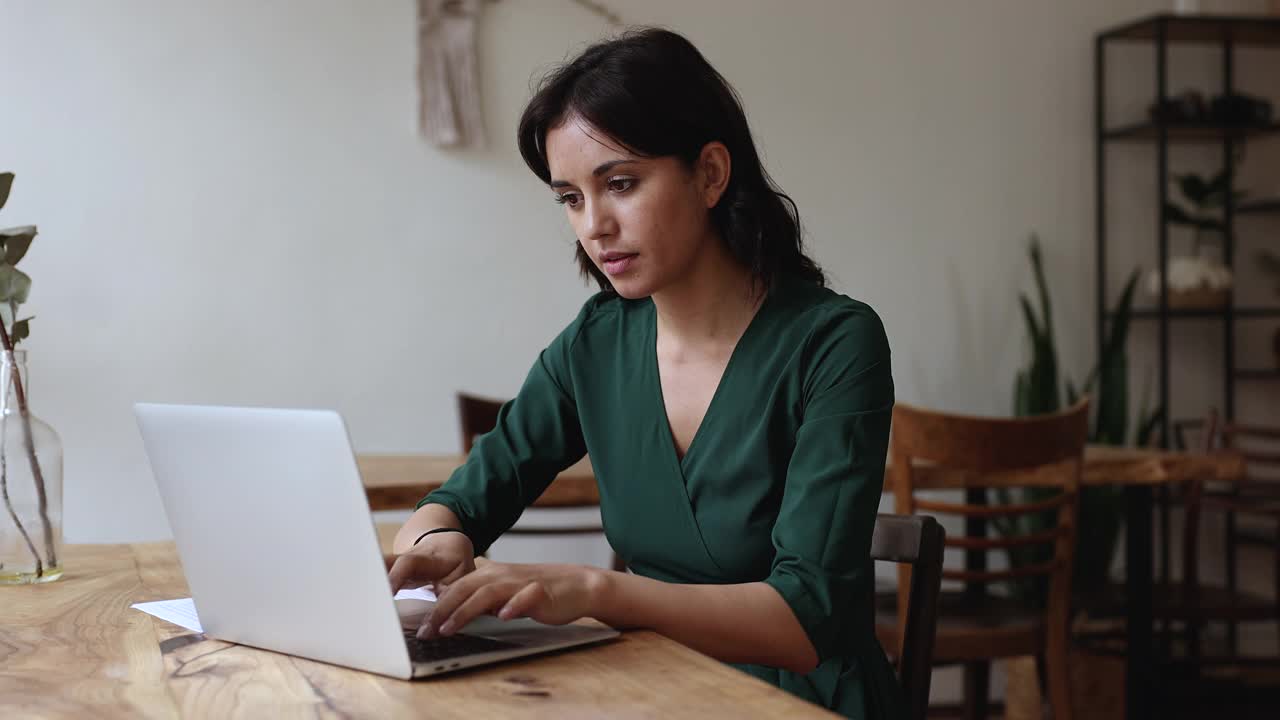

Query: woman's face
544;117;727;300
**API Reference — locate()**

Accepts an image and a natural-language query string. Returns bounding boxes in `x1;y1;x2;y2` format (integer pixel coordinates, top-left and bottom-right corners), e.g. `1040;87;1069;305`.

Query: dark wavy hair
517;27;825;294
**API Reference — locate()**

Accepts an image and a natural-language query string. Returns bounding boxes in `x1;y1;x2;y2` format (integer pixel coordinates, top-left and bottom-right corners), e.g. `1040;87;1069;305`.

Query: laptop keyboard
403;630;521;663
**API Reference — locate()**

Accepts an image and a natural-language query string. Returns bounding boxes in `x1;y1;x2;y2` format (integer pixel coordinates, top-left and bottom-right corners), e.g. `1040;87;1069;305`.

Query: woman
389;28;900;719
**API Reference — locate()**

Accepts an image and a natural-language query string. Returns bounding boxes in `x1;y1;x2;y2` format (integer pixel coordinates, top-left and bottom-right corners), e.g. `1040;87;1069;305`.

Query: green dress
419;273;902;719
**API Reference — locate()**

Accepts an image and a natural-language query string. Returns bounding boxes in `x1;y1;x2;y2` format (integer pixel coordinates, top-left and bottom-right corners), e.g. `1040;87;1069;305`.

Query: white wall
2;0;1276;548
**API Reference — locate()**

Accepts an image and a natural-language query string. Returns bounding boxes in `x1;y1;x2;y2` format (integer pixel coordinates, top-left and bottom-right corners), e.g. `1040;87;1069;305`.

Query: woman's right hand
387;531;477;594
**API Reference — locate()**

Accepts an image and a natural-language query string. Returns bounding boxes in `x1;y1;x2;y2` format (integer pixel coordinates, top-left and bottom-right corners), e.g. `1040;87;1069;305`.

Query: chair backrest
1219;419;1280;483
870;514;945;720
456;392;505;454
888;399;1090;663
1172;409;1219;578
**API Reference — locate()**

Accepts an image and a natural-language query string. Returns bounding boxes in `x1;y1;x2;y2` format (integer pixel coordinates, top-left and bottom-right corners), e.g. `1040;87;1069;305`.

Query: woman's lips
602;253;637;276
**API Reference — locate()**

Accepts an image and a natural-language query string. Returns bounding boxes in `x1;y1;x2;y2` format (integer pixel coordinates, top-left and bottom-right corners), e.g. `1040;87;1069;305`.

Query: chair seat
1199;491;1280;517
1079;581;1277;622
876;590;1045;663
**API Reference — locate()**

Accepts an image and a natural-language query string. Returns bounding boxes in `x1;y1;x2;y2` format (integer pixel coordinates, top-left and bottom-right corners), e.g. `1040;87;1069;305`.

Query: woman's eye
607;177;634;193
553;193;581;207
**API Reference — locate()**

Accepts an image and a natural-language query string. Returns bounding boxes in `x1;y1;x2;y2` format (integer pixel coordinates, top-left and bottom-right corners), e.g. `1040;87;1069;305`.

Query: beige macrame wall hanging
416;0;621;149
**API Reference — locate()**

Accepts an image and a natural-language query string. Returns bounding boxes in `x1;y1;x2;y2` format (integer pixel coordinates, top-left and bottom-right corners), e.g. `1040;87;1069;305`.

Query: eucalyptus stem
0;320;55;574
0;423;42;577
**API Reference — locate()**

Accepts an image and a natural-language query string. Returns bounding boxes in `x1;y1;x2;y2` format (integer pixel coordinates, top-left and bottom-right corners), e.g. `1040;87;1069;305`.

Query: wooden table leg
1125;485;1155;719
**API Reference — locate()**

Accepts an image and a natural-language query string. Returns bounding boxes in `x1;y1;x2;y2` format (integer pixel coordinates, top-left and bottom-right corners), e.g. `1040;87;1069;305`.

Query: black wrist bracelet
412;527;469;547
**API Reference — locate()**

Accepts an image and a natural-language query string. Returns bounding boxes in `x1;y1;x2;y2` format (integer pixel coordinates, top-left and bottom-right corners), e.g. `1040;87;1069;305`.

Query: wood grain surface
1;532;837;719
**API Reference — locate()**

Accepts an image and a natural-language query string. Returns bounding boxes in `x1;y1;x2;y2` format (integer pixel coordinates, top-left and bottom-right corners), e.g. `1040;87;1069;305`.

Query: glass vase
0;349;63;584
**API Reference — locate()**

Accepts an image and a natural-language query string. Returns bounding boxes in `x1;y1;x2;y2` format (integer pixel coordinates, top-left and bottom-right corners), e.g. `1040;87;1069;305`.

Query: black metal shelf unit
1096;13;1280;442
1094;14;1280;720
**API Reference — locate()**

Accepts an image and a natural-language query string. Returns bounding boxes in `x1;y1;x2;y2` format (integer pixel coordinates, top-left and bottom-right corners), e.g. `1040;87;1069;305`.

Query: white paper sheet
130;586;439;633
130;598;203;632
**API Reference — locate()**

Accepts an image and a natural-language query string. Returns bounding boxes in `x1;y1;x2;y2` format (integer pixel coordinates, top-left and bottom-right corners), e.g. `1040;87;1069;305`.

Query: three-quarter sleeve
417;300;594;555
762;305;894;663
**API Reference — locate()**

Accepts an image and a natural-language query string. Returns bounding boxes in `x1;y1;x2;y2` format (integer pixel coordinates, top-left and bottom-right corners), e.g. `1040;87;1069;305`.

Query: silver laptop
134;402;618;679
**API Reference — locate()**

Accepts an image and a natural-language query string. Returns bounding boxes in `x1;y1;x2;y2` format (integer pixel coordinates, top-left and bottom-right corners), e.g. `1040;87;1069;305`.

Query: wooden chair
457;392;626;572
871;514;946;720
1164;410;1280;664
877;399;1090;720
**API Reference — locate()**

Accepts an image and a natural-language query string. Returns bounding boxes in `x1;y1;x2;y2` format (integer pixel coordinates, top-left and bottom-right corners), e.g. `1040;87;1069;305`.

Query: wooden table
359;455;599;511
0;530;835;719
357;446;1245;511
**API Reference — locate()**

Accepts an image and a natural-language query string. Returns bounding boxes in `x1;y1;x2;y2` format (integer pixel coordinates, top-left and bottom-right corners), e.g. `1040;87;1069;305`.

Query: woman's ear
697;141;731;208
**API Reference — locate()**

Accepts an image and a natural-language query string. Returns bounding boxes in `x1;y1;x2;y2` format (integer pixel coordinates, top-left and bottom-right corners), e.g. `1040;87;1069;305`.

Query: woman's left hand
418;561;606;638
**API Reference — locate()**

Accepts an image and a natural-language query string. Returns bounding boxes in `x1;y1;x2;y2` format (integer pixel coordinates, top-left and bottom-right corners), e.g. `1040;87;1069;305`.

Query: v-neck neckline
648;283;778;473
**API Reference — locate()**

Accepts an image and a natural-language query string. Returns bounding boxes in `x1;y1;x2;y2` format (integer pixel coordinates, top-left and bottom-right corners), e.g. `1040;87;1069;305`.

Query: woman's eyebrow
549;159;638;188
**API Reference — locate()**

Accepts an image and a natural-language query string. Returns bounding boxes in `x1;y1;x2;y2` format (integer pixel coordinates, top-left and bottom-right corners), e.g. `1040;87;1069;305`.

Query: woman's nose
582;198;617;240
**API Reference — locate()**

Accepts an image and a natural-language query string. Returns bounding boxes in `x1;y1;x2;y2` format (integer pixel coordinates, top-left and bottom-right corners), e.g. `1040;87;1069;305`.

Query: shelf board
1100;14;1280;48
1238;199;1280;215
1120;306;1280;319
1103;122;1280;143
1235;368;1280;380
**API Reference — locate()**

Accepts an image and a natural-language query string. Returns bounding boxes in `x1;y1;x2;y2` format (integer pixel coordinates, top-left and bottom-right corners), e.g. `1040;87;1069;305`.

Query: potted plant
0;171;62;584
1003;236;1162;606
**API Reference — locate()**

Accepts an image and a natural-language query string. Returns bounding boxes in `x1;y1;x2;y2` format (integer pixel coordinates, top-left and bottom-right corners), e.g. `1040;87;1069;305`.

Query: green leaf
0;173;12;212
1029;235;1053;340
1203;168;1230;202
1104;270;1139;360
1014;237;1062;417
1164;202;1223;231
0;264;32;306
1019;294;1042;344
0;226;37;265
10;316;32;345
1095;350;1128;444
1174;173;1210;205
1014;372;1029;416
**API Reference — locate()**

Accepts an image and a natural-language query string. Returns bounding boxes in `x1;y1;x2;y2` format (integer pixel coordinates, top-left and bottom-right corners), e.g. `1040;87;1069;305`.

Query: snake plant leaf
0;226;37;266
1014;372;1030;416
1019;298;1060;414
1104;270;1140;358
0;174;12;211
1095;349;1128;445
1029;236;1053;340
1019;294;1042;344
0;264;32;306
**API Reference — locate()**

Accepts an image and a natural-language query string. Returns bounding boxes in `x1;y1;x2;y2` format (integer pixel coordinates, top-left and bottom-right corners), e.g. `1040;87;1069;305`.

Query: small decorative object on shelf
1148;90;1273;127
0;172;62;585
1173;0;1199;15
1150;164;1238;309
1145;256;1233;309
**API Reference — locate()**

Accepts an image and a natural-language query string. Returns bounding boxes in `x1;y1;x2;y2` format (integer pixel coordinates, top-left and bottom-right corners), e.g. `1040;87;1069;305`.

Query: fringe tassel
417;0;486;148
